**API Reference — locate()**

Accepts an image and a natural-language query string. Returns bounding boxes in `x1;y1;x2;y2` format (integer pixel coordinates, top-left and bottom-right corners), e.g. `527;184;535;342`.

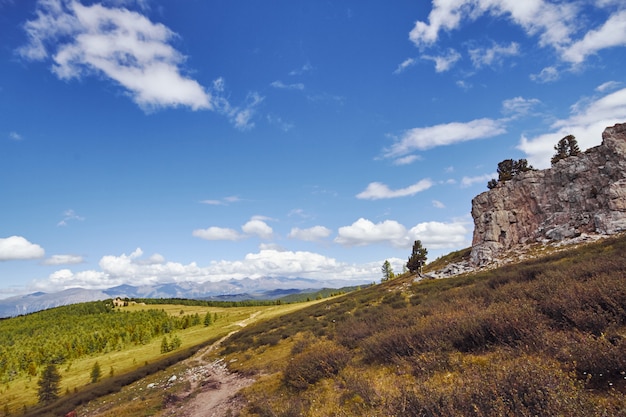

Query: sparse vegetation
6;236;626;416
487;158;534;189
552;134;581;165
219;234;626;416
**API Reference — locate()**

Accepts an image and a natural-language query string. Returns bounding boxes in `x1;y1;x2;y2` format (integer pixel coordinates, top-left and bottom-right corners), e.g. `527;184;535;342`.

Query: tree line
0;300;211;383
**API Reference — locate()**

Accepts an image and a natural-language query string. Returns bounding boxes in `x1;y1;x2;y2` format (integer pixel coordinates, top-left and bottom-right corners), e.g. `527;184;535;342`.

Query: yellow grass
3;300;323;415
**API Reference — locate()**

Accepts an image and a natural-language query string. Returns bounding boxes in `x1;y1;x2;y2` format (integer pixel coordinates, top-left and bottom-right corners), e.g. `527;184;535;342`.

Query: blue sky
1;0;626;298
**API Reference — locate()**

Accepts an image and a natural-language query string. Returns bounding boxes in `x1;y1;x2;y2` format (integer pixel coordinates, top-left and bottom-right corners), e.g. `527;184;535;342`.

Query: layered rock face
470;123;626;265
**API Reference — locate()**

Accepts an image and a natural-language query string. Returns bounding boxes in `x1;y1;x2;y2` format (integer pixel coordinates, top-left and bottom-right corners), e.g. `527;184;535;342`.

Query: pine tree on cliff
487;158;534;189
551;134;581;165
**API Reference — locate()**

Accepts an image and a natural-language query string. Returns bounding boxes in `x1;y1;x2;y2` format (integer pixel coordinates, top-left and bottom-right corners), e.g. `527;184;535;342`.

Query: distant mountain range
0;277;372;318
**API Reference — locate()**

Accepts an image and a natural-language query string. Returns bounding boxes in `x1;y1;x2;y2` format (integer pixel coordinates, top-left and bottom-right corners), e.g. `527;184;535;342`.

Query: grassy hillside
6;235;626;416
210;235;626;416
0;299;324;416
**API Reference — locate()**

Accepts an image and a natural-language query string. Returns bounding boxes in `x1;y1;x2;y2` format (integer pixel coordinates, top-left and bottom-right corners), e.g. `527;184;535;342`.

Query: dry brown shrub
283;340;351;390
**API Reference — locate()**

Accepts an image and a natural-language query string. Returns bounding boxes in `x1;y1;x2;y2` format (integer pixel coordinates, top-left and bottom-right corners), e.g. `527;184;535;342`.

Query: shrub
387;354;599;417
283;340;351;390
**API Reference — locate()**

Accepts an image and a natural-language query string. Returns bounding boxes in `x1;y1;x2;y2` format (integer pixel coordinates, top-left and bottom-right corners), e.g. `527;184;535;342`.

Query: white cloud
502;96;541;116
469;41;519;68
561;10;626;64
385;118;506;157
192;227;244;241
596;81;622;93
422;48;461;72
270;80;305;90
393;57;416;74
193;216;274;242
43;254;84;265
242;219;273;239
409;1;578;51
212;90;264;130
18;0;211;111
0;236;45;261
200;196;241;206
288;226;332;241
409;1;626;69
392;155;420;166
407;221;470;249
461;173;497;188
432;200;446;209
335;218;470;249
57;209;84;227
9;131;22;141
289;63;313;76
518;87;626;168
335;218;409;248
356;179;433;200
530;66;560;83
38;247;382;291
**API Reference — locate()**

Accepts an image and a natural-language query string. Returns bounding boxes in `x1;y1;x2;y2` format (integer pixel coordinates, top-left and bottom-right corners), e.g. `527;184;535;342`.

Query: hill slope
212;234;626;416
10;235;626;416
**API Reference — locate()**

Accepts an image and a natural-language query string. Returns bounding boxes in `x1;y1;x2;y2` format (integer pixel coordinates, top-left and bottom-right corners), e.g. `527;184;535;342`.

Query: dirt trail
158;312;261;417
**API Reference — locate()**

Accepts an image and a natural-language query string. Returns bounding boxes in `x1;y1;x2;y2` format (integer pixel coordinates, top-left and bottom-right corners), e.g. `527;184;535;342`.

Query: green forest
0;301;206;383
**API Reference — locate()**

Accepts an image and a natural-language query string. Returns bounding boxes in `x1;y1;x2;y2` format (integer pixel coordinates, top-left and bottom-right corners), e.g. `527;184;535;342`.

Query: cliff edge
470;123;626;265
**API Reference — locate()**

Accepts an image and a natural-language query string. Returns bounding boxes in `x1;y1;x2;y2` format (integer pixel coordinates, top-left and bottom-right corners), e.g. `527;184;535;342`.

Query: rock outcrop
470;123;626;265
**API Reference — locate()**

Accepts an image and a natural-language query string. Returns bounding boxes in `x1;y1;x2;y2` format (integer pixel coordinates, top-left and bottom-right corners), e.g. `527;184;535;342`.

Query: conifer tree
37;364;61;405
204;311;213;326
90;361;101;383
381;260;394;282
551;134;581;165
407;240;428;274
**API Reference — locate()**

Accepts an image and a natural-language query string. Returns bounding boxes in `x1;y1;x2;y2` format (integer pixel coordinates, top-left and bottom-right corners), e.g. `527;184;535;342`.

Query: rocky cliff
470;123;626;265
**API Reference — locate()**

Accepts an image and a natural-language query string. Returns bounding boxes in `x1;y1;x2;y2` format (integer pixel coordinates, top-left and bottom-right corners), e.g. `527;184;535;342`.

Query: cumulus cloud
0;236;45;261
193;216;274;241
288;226;332;241
43;254;84;265
356;179;433;200
518;87;626;168
385;118;506;158
37;247;384;291
407;221;470;249
242;219;274;239
335;218;470;249
335;218;409;248
18;0;211;111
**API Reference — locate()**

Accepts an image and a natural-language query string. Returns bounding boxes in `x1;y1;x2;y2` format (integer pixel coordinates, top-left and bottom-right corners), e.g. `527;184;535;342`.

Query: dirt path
158;312;261;417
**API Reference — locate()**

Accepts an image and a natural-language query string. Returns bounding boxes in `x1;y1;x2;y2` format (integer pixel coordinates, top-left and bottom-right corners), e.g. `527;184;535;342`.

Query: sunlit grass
3;300;324;415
